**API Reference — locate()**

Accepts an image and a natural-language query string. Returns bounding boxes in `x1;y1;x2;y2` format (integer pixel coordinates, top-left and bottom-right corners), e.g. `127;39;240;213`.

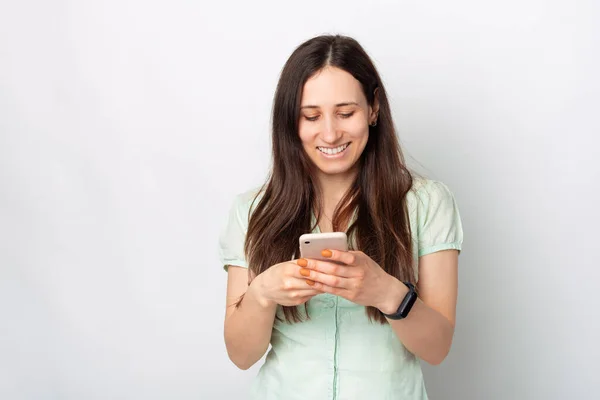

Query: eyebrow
300;102;359;109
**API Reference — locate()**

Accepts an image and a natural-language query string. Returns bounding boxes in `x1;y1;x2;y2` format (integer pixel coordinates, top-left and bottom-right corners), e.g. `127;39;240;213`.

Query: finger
283;277;318;290
297;258;353;277
285;262;315;285
289;289;321;298
286;289;321;305
320;249;357;266
300;268;352;289
309;281;349;297
294;286;319;292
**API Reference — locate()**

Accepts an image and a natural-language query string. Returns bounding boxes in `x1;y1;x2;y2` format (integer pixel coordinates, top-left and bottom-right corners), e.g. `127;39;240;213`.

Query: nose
321;115;342;144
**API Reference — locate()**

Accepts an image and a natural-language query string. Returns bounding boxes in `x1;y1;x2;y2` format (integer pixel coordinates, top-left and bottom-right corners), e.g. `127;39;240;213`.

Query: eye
304;115;320;122
339;112;355;119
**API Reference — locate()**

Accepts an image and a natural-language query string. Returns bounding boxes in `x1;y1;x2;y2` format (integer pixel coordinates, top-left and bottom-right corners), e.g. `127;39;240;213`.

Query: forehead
300;67;366;107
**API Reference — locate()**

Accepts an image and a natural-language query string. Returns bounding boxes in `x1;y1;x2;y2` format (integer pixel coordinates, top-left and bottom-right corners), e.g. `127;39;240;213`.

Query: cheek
344;119;369;140
298;122;316;145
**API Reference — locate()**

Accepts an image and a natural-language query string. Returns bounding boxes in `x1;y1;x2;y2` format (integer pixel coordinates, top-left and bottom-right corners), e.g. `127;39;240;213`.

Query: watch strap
383;282;417;320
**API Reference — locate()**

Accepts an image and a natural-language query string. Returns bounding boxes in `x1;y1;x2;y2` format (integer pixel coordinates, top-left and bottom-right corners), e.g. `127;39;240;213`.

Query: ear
370;87;380;124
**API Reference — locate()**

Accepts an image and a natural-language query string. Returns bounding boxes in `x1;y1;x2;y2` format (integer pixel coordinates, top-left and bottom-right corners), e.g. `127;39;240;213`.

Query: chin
314;160;358;176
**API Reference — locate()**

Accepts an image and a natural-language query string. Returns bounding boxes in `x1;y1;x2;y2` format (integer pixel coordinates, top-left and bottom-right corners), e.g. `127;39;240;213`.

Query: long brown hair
244;35;414;324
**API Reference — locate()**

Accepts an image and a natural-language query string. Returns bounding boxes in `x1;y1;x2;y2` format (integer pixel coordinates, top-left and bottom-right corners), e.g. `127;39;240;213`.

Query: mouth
317;142;350;156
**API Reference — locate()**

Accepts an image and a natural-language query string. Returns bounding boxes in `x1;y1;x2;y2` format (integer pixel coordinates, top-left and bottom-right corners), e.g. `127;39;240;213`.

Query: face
298;66;378;178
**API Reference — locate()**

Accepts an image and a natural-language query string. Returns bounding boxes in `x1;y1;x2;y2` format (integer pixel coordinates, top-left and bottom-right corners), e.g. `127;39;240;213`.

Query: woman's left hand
297;250;403;310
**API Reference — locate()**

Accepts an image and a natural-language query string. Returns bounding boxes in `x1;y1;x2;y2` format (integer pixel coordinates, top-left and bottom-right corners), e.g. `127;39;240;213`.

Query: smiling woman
298;67;375;177
219;34;463;400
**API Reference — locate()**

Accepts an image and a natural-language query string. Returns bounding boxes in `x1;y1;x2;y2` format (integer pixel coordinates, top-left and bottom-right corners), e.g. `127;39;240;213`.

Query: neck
315;167;358;210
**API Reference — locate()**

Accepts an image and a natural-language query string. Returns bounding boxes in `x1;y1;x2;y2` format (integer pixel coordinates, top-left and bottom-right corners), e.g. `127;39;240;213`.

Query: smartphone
299;232;348;261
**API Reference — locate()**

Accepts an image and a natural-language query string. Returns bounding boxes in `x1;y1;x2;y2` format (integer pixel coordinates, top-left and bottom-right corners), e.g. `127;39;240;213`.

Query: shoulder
406;176;462;235
219;187;263;270
406;176;463;255
233;186;262;205
229;186;264;220
407;177;457;210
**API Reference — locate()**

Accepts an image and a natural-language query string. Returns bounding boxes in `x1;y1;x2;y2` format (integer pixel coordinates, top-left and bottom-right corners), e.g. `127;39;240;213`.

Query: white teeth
318;143;349;155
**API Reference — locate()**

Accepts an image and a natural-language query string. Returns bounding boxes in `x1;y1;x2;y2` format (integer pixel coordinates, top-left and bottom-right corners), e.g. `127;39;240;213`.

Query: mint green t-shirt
219;178;464;400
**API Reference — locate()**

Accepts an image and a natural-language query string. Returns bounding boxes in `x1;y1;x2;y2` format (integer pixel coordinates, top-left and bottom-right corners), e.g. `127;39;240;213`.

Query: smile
317;142;350;156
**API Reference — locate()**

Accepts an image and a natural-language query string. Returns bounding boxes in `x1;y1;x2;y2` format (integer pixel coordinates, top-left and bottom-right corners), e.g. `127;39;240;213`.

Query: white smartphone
299;232;348;261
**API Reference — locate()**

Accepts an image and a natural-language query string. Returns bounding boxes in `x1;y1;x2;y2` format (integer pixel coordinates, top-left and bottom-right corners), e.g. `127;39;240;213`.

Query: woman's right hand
249;260;321;308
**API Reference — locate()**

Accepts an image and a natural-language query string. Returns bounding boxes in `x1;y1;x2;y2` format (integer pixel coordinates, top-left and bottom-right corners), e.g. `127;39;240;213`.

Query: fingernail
306;279;315;286
321;250;332;258
297;258;308;267
300;268;310;277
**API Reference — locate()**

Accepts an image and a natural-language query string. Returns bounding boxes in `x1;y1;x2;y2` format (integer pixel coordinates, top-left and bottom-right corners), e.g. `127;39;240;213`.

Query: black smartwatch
382;282;417;320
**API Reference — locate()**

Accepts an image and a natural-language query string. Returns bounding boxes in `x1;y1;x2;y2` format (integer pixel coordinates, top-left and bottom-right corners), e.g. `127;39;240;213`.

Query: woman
219;35;463;400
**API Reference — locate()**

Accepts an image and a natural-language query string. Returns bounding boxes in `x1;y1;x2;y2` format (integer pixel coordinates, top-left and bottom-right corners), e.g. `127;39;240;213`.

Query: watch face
400;291;418;318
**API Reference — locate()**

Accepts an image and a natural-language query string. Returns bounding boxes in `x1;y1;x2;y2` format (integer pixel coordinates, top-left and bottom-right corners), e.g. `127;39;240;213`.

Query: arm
298;248;458;365
223;266;277;370
379;249;458;365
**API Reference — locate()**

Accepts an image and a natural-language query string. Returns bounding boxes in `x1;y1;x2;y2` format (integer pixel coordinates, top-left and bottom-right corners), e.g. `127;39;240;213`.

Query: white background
1;1;599;399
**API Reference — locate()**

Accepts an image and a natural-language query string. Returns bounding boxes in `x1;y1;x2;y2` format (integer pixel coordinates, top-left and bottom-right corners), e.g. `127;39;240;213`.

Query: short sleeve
414;180;464;257
218;193;252;271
